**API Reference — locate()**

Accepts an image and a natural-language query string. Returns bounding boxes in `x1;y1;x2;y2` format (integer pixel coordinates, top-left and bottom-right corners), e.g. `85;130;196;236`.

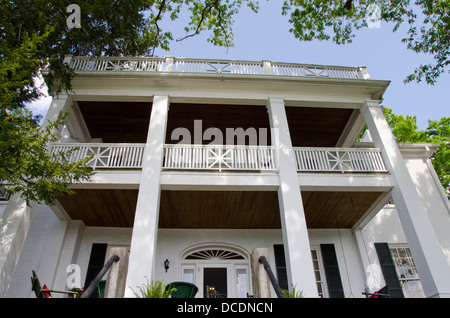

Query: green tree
0;19;92;205
281;0;450;85
423;117;450;197
0;0;258;204
382;108;449;198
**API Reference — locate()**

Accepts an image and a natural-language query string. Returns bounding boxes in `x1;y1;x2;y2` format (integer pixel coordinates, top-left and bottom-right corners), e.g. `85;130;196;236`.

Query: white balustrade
163;144;277;172
66;56;368;80
293;147;387;173
70;56;165;72
50;143;386;174
50;143;145;169
173;59;264;75
270;63;363;79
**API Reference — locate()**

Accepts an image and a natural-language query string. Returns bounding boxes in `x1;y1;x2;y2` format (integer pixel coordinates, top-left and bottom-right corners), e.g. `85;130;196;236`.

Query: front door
203;267;227;298
181;247;250;298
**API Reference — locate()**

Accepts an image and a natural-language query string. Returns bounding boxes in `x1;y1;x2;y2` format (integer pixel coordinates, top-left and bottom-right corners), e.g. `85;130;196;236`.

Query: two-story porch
47;92;393;298
3;56;450;299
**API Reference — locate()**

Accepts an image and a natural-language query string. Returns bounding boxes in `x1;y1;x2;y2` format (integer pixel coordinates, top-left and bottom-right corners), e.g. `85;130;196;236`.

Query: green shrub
131;277;176;298
282;284;304;298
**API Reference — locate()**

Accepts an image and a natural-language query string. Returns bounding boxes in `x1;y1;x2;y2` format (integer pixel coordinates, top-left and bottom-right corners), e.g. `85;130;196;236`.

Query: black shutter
84;243;107;298
273;244;289;291
320;244;345;298
374;243;404;298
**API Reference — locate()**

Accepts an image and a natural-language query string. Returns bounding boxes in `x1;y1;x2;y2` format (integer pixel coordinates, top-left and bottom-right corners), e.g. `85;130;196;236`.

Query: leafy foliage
0;109;93;205
426;118;450;198
382;108;449;198
131;278;176;298
281;0;450;85
282;284;304;298
0;0;259;204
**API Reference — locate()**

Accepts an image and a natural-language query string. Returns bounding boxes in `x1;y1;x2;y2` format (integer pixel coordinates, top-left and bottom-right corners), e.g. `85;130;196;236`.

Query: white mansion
1;56;450;298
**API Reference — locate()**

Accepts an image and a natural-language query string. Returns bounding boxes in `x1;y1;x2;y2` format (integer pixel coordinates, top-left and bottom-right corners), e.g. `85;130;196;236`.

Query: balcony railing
65;56;370;80
293;147;387;173
49;143;387;174
163;144;277;172
50;143;145;169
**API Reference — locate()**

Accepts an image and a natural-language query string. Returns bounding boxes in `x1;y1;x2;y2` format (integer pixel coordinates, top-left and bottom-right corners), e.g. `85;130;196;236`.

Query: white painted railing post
262;60;272;75
358;66;371;79
362;100;450;298
164;56;174;72
63;55;73;67
267;97;319;298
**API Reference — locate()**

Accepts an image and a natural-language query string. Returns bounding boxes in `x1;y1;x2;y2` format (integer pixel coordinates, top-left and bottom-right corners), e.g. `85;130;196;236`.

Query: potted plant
282;284;304;298
130;277;177;298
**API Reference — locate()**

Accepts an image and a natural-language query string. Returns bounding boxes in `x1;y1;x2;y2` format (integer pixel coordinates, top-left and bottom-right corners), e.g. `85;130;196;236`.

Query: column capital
153;95;170;110
48;91;71;99
266;97;285;113
360;100;383;114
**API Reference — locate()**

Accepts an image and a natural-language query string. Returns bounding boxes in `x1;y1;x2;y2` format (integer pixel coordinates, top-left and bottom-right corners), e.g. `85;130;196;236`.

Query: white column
0;94;72;297
362;100;450;298
124;95;169;297
51;220;85;295
39;93;73;137
267;97;319;298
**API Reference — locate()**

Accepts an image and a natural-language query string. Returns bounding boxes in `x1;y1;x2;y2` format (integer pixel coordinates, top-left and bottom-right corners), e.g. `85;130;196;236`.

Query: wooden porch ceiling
76;101;353;147
77;101;152;143
57;189;383;229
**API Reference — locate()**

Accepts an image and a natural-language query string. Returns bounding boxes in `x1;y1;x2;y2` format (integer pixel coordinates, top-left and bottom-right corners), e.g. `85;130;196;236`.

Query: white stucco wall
71;227;368;298
5;204;60;298
404;156;450;262
8;222;369;298
361;153;450;267
0;202;7;218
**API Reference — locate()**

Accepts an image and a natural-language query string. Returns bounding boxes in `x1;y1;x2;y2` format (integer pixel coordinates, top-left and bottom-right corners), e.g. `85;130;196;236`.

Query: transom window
185;249;245;260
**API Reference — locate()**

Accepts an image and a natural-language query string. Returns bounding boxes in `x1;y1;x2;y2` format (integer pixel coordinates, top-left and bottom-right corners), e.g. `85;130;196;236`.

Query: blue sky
31;1;448;130
161;2;449;130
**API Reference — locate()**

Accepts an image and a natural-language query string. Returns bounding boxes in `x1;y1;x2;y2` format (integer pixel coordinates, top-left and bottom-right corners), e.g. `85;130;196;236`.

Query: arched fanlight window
185;249;245;260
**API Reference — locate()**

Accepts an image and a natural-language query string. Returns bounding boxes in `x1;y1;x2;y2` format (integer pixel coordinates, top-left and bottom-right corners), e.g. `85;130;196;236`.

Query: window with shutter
374;242;404;298
320;244;345;298
273;244;327;297
273;244;288;291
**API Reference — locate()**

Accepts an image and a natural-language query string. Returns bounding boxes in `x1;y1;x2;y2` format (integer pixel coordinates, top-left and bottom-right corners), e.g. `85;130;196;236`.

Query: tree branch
150;0;167;56
176;1;217;42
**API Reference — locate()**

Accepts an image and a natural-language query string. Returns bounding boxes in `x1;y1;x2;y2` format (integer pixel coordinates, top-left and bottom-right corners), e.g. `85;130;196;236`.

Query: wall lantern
164;259;170;272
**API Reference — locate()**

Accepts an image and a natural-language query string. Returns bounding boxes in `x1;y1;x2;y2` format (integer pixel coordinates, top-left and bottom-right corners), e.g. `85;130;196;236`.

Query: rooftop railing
64;56;370;80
